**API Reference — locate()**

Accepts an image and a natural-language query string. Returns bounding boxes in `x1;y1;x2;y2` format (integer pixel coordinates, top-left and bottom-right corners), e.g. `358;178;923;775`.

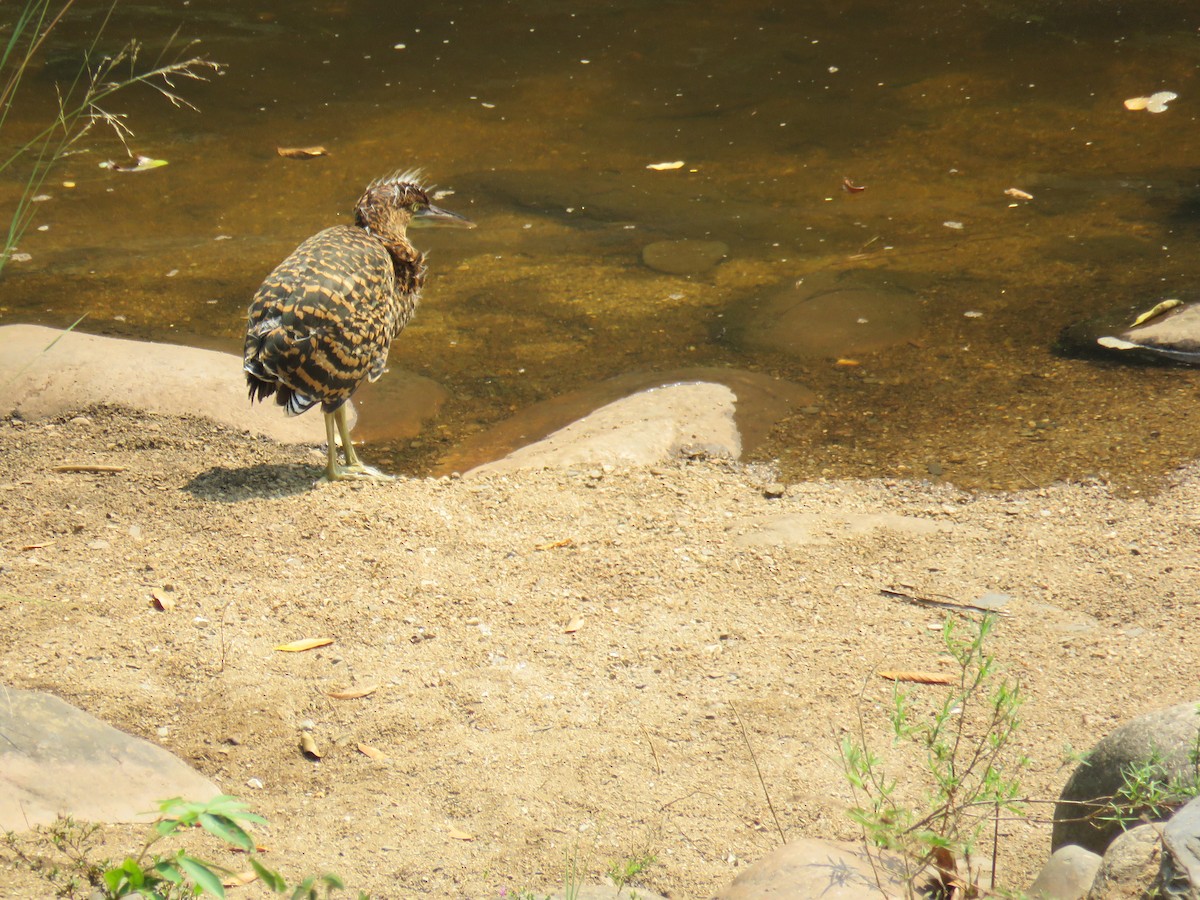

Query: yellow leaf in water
277;146;328;159
1131;298;1183;327
99;155;168;173
646;161;685;170
326;684;380;700
358;742;388;760
275;638;334;652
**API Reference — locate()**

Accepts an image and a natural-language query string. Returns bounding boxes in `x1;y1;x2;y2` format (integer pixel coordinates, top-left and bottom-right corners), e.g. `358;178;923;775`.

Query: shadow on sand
184;463;320;501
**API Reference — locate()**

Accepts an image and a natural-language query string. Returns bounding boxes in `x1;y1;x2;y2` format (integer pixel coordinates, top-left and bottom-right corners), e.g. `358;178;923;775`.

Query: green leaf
176;853;226;898
198;813;255;852
320;872;346;890
290;876;317;900
155;817;183;838
250;857;288;892
154;859;185;885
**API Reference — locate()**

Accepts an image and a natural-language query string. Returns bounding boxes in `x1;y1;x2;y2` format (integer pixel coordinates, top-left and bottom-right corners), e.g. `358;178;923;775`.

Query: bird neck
381;236;426;295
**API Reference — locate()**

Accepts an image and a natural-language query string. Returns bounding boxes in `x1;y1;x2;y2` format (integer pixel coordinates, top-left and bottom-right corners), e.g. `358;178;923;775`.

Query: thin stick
640;723;662;778
730;701;785;845
51;464;127;474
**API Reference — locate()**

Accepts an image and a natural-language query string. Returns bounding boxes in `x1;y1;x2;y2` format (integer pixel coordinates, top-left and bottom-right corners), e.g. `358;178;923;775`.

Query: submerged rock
725;271;923;359
1057;299;1200;365
641;239;729;275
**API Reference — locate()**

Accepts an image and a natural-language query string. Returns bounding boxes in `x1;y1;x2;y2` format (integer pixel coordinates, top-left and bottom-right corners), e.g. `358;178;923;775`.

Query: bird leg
319;405;394;482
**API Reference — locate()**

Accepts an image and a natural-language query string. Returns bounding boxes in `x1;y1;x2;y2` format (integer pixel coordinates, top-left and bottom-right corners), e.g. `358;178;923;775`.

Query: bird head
354;170;475;243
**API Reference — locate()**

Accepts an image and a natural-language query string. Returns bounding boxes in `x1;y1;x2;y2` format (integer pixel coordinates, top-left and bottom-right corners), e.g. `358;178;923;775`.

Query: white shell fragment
1124;91;1177;113
943;221;964;230
1004;187;1034;200
646;161;685;170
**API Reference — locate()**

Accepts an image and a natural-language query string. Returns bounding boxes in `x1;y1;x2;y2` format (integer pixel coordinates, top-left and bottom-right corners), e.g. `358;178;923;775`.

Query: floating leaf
1124;91;1177;113
326;684;379;700
646;161;685;170
99;155;168;173
277;145;328;159
357;742;387;760
878;670;954;685
1131;298;1183;327
275;637;333;652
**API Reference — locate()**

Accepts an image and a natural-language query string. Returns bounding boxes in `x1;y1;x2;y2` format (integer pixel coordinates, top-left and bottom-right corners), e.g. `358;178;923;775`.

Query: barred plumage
244;172;474;482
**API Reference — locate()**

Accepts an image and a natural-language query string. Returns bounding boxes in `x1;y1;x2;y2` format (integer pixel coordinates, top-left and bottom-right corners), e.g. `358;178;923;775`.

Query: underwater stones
641;239;729;275
727;273;922;359
1058;299;1200;365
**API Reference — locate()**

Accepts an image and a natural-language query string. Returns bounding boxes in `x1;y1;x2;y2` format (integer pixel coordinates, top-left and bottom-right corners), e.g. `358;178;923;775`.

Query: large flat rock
467;382;739;476
0;324;326;444
0;686;221;830
438;367;813;475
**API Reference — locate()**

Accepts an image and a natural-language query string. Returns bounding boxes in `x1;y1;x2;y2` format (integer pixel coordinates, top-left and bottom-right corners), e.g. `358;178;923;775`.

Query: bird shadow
183;463;320;502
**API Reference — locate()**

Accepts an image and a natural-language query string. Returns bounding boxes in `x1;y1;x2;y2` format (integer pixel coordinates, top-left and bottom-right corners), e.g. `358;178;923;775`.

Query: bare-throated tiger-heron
244;171;474;481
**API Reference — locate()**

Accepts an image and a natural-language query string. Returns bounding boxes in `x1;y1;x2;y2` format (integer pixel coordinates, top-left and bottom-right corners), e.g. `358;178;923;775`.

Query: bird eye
410;202;423;213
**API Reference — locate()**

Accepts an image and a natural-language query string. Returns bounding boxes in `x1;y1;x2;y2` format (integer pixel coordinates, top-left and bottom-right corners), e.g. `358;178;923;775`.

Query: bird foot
319;463;395;484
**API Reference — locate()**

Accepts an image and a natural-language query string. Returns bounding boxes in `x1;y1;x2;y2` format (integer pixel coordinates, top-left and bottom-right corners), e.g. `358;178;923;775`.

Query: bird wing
244;226;398;414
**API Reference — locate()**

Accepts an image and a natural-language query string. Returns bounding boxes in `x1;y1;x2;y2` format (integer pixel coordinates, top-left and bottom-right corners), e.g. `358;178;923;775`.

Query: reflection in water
3;0;1199;490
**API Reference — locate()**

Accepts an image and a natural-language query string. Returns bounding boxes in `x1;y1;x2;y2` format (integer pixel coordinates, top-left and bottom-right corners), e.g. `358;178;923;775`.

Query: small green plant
840;613;1027;898
1100;708;1200;830
605;851;657;895
2;795;365;899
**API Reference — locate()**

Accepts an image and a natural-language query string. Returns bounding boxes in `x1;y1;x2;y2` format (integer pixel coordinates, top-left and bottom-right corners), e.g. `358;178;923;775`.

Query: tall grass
1;0;221;276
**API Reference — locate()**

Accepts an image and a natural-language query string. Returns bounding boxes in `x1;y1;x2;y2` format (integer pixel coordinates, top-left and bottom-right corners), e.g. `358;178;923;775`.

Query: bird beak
413;204;476;229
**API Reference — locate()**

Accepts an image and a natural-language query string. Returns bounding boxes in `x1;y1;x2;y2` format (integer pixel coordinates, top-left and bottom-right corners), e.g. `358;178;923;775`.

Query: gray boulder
1026;844;1102;899
1156;796;1200;898
1086;825;1160;898
0;686;221;830
467;382;739;476
1054;701;1200;854
712;837;911;899
0;323;327;444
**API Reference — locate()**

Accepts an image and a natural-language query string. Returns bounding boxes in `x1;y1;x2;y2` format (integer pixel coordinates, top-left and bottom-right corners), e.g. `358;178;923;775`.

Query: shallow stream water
3;0;1200;491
